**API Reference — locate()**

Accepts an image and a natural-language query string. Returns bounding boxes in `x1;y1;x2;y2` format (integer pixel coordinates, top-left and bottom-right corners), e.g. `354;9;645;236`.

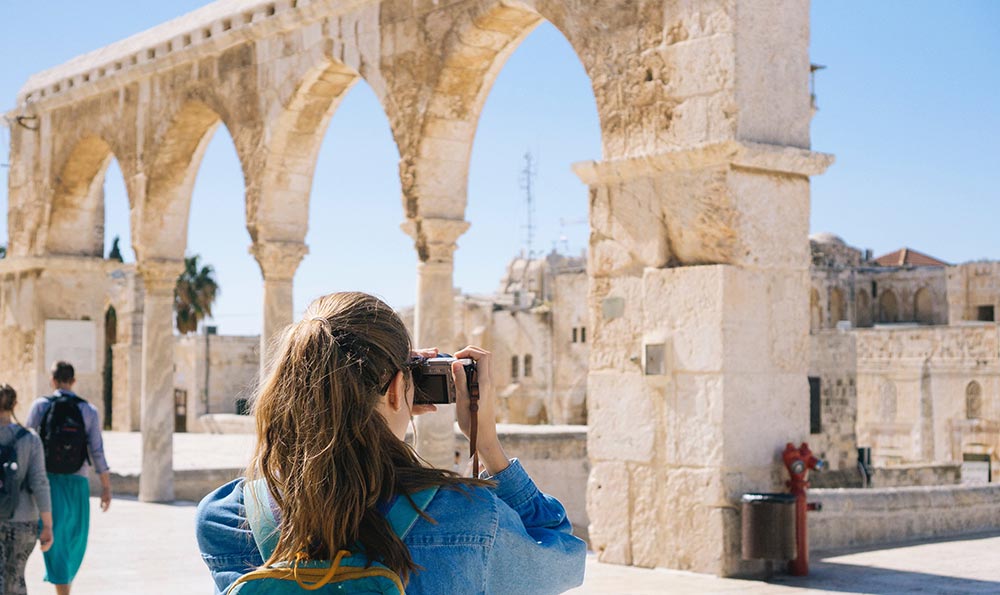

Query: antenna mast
519;151;537;259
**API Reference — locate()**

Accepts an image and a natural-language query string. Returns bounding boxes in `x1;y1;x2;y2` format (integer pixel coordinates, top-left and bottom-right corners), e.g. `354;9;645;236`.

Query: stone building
807;234;1000;482
402;250;588;425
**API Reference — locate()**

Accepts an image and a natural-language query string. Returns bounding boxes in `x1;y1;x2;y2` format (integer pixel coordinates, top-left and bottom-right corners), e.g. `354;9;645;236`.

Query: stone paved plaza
22;496;1000;594
18;433;1000;593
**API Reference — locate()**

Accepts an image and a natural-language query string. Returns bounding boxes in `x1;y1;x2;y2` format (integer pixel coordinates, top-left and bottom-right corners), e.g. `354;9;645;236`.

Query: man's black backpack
0;427;29;519
40;394;90;475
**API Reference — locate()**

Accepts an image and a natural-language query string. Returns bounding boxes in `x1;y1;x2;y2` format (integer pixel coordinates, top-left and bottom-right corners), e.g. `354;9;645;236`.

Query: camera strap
467;365;480;478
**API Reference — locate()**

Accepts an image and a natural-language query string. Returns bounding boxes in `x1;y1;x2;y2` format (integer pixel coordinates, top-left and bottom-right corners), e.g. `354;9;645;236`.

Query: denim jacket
196;459;586;594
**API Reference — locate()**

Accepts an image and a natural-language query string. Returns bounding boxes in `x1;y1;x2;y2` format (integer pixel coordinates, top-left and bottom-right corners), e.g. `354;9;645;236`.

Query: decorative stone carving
249;241;308;281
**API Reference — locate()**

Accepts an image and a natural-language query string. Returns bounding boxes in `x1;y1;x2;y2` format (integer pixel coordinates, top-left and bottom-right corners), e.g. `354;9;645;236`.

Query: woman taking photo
196;292;585;594
0;384;53;595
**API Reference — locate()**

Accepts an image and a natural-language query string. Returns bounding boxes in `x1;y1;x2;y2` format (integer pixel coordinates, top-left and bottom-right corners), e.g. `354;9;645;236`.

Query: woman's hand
452;346;509;476
39;523;53;552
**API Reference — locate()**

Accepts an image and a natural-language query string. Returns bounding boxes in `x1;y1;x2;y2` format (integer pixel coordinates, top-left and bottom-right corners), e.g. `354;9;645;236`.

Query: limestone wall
174;334;259;432
809;484;1000;552
808;331;857;471
855;325;1000;468
948;262;1000;324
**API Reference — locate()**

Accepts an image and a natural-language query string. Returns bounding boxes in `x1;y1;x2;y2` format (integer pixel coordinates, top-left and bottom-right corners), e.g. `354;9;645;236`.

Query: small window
524;355;533;378
809;377;822;434
580;327;586;343
977;305;995;322
511;356;519;380
572;328;578;343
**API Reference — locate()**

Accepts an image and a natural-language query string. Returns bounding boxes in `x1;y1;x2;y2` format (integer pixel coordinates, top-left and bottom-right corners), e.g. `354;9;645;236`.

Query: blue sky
2;1;998;336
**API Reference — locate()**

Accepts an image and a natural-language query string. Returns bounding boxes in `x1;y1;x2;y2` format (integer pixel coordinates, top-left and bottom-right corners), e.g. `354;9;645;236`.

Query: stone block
723;372;808;469
628;463;664;568
727;169;811;270
587;462;631;565
666;373;723;466
588;371;656;464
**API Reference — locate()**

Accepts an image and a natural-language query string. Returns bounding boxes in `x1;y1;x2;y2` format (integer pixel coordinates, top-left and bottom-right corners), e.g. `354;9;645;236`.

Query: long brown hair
247;292;486;581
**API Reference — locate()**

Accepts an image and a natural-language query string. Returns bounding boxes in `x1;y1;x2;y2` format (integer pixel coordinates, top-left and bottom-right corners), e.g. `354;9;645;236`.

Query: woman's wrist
477;437;510;477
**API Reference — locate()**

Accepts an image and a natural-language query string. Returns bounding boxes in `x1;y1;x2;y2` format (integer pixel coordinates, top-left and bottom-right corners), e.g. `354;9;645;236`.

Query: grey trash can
741;493;796;560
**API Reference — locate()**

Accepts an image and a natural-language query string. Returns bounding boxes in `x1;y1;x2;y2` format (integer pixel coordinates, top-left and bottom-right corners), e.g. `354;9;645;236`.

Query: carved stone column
250;241;309;369
137;258;184;502
403;217;470;469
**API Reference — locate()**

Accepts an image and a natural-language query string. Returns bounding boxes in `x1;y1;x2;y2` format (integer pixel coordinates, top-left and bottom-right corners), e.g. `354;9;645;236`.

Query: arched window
879;379;897;423
914;287;934;324
511;355;519;380
524;354;533;377
856;289;873;328
829;287;847;327
810;288;822;332
966;381;983;420
878;290;899;323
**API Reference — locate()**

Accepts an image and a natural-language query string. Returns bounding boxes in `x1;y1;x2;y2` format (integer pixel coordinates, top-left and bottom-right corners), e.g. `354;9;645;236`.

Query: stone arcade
1;0;832;576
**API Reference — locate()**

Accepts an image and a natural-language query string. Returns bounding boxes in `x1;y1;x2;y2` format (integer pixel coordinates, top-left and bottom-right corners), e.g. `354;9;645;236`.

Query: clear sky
1;1;998;336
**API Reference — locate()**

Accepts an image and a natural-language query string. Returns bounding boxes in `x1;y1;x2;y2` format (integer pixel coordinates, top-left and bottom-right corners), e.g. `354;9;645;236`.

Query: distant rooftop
873;247;949;267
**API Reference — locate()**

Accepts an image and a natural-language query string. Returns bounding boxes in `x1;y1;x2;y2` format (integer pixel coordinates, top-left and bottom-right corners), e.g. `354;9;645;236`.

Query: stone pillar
576;142;833;576
250;241;309;369
137;259;184;502
404;217;470;469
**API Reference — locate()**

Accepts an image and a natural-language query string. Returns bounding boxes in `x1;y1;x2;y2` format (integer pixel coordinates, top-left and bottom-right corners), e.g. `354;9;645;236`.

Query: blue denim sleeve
196;479;263;595
483;460;587;594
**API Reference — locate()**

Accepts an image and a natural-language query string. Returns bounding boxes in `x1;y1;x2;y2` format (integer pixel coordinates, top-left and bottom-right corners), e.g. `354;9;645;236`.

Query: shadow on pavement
769;561;1000;594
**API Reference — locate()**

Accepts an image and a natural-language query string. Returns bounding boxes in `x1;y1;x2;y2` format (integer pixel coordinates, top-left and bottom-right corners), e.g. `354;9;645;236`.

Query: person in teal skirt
26;362;112;595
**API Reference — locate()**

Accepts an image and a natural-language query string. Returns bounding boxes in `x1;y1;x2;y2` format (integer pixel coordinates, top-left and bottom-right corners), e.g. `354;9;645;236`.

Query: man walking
26;362;111;595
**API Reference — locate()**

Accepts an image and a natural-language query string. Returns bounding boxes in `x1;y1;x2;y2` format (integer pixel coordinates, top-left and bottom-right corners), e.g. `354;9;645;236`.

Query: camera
411;355;476;405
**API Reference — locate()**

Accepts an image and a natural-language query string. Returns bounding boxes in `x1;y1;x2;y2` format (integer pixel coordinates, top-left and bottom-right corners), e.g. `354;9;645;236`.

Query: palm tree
0;244;6;259
175;255;220;334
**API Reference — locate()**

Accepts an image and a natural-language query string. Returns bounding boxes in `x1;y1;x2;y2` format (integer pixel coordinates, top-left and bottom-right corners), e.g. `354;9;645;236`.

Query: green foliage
108;236;124;262
0;245;5;259
175;255;220;335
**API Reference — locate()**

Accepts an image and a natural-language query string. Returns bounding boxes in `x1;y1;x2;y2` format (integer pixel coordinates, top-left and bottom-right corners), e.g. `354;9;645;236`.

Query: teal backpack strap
386;486;439;539
244;479;280;561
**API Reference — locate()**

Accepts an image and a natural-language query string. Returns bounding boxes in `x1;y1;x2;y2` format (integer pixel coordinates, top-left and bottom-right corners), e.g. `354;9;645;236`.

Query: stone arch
966;381;983;420
46;136;124;256
879;379;898;423
403;2;602;230
914;287;934;324
810;287;822;332
829;287;847;327
249;59;363;244
856;288;873;328
878;289;899;323
138;101;248;261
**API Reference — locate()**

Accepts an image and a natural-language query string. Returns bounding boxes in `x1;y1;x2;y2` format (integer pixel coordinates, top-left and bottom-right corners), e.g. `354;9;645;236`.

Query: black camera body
412;355;476;405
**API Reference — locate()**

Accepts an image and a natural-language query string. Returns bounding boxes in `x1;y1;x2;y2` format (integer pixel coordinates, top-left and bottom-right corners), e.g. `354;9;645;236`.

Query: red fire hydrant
782;442;825;576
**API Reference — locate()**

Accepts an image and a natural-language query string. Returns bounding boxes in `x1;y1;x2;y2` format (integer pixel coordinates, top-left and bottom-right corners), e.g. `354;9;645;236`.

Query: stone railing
809;483;1000;552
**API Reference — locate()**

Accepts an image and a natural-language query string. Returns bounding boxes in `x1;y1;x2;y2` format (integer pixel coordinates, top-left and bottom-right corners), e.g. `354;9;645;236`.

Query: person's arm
24;399;46;431
38;512;53;551
84;405;112;510
483;460;587;594
27;435;53;551
196;479;264;595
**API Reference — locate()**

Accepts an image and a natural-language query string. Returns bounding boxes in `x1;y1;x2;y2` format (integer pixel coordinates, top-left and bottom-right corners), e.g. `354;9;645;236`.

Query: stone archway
914;287;934;324
829;287;847;327
856;288;873;327
879;289;899;323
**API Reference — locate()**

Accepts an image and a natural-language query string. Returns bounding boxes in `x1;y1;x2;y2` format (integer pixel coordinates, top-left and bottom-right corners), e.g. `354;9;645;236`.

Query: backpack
228;480;439;595
0;427;29;519
39;394;90;475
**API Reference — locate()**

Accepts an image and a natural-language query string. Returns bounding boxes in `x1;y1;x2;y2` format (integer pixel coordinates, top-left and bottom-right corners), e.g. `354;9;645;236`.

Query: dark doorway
977;305;995;322
174;389;188;433
102;306;116;430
